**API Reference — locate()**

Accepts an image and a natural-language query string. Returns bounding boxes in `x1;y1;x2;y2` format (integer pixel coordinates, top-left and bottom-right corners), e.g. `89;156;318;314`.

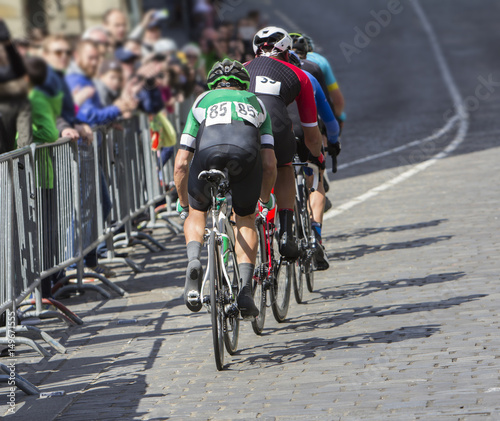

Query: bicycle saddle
198;169;226;184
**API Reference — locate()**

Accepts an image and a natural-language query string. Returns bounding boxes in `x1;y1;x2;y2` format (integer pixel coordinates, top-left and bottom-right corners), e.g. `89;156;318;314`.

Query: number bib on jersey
234;101;259;127
255;76;281;96
206;101;231;126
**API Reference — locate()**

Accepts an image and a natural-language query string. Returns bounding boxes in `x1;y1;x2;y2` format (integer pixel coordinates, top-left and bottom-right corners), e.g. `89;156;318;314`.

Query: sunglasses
50;49;72;57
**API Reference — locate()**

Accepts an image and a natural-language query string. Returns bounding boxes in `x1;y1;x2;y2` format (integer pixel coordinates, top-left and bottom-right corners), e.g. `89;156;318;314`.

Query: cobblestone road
2;0;500;419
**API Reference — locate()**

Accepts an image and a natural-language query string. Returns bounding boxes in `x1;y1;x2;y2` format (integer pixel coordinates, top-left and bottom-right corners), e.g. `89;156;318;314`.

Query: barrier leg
0;337;51;358
0;364;40;395
99;255;144;274
129;231;166;251
0;325;66;354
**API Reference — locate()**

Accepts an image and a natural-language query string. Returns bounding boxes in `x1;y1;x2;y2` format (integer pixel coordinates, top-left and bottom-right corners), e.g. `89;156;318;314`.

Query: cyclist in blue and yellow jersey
287;51;340;270
174;59;277;318
245;27;325;260
296;33;346;131
290;34;342;173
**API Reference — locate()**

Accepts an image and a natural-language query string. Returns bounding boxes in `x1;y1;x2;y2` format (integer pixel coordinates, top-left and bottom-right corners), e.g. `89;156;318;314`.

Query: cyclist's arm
255;97;274;150
311;52;345;118
305;71;339;144
295;74;322;157
174;149;193;208
179;107;201;153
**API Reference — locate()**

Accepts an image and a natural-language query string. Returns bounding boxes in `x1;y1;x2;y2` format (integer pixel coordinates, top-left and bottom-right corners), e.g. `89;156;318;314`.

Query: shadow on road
328;235;453;261
311;271;466;302
325;219;449;242
240;324;441;368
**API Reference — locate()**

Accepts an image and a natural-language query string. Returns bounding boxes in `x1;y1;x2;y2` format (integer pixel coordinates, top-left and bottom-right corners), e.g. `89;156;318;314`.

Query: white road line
337;115;460;170
324;0;468;221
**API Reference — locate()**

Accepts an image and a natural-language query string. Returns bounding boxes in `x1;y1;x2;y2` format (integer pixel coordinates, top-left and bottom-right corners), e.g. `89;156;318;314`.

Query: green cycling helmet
207;59;250;90
289;32;309;55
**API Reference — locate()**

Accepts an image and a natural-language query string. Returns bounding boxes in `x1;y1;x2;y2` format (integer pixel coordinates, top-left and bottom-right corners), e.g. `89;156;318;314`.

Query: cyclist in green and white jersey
174;59;277;318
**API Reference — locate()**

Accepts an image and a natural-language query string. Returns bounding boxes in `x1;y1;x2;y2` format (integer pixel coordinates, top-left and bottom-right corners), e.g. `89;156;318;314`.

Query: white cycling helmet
252;26;292;56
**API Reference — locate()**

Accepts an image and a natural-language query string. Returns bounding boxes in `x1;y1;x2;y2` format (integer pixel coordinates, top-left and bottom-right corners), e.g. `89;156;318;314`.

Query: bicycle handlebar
292;161;320;192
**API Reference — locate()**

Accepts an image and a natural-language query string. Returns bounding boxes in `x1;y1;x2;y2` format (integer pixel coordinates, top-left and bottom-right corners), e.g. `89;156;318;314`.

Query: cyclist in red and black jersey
245;27;325;259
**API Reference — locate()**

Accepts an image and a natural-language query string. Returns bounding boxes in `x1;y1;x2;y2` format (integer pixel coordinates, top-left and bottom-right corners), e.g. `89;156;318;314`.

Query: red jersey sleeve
295;68;318;127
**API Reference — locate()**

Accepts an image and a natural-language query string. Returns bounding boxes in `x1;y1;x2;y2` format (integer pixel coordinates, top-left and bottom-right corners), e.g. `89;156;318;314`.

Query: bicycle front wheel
252;219;267;335
209;231;225;370
270;258;292;323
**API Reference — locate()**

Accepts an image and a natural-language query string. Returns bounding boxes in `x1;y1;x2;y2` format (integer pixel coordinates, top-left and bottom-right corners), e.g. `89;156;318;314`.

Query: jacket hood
38;66;62;97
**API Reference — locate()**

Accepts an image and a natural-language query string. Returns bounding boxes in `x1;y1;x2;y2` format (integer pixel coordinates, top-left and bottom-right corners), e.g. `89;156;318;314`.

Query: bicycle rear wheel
209;231;225;370
223;247;239;355
270;223;292;322
252;220;267;335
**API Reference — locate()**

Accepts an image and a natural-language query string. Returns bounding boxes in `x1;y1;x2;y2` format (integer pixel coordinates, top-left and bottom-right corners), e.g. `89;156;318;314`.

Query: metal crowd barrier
0;110;183;394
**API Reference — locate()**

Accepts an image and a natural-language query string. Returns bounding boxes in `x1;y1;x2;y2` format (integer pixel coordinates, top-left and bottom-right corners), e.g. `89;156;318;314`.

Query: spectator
26;56;59;147
41;34;93;142
66;40;135;126
0;19;32;154
95;59;123;106
129;10;167;56
82;26;112;59
124;39;143;59
103;9;128;49
181;43;206;97
12;38;29;57
25;55;62;298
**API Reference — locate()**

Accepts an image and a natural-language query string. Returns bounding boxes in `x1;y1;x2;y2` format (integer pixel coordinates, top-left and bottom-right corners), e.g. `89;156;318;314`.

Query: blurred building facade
0;0;139;38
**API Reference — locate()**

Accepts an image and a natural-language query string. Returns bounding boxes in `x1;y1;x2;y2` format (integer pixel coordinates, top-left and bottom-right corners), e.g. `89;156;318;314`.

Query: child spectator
95;59;123;106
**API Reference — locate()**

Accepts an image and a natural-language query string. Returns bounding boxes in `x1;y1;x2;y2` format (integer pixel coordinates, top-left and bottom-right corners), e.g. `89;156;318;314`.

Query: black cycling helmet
207;58;250;90
289;32;309;56
302;34;315;52
288;50;302;68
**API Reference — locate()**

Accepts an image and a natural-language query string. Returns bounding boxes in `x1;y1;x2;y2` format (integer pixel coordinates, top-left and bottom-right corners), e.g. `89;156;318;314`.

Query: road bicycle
198;169;240;370
292;158;320;300
251;201;293;335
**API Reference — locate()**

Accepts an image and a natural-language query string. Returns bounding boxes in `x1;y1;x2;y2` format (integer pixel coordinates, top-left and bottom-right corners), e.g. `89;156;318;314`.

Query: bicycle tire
292;206;303;304
301;205;315;293
209;231;225;370
297;177;315;293
223;246;239;355
270;223;291;322
252;220;267;335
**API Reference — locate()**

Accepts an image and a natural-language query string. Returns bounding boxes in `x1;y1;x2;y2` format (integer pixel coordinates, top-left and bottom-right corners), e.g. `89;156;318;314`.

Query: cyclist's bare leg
260;149;277;202
308;170;329;270
183;208;207;245
309;170;325;225
234;213;259;317
274;165;299;259
234;214;258;264
182;208;207;311
275;165;295;209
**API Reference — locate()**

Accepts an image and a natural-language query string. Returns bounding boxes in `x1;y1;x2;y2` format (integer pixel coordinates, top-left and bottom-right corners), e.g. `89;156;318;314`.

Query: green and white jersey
180;89;274;152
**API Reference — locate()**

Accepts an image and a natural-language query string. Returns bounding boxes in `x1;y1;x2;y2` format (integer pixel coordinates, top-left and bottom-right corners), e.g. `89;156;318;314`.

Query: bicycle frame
201;181;240;306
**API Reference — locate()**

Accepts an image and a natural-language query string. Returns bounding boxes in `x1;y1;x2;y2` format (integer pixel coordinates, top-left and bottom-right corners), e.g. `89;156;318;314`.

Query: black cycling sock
278;209;294;237
239;263;255;288
186;241;201;262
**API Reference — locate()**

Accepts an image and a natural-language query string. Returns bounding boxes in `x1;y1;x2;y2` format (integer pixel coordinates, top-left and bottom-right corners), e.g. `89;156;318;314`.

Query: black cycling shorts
188;122;262;216
258;95;296;166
